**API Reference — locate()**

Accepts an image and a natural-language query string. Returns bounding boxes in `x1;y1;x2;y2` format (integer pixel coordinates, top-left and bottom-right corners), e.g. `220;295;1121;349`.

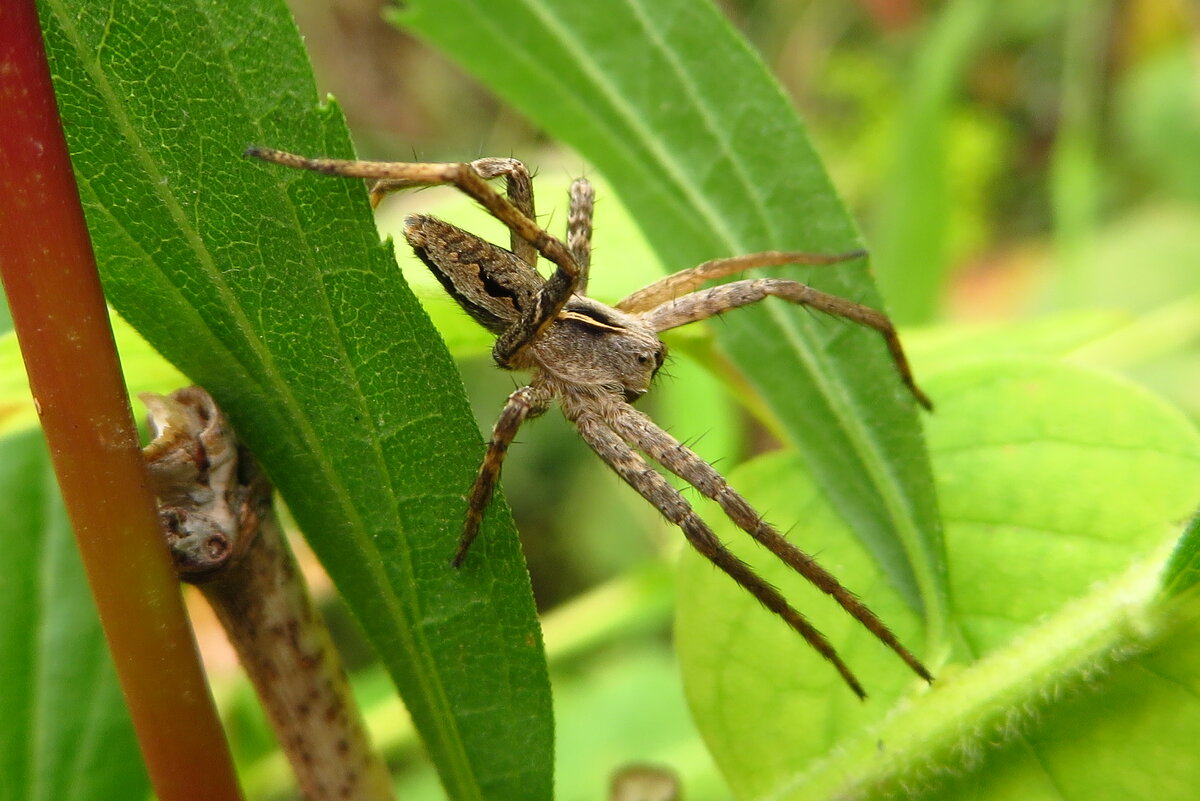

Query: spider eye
636;354;650;365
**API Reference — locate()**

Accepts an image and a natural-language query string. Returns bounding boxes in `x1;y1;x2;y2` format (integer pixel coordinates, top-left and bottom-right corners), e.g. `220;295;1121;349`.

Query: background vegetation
4;1;1200;800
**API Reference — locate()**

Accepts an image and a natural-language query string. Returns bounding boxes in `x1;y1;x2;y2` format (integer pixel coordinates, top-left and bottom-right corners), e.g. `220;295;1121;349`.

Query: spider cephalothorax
248;146;932;697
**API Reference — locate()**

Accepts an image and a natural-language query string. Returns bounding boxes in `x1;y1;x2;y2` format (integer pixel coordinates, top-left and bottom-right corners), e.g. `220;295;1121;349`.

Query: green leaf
872;0;995;324
1160;507;1200;599
1116;45;1200;207
37;1;552;798
1049;1;1110;307
396;0;945;633
677;359;1200;799
0;430;150;801
903;308;1130;377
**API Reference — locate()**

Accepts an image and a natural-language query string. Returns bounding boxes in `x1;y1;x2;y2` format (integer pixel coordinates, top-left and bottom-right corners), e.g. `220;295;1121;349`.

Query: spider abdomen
405;214;543;335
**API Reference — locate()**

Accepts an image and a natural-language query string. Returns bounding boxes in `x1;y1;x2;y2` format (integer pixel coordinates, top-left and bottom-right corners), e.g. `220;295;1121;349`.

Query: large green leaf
0;430;150;801
36;0;551;798
871;0;995;324
397;0;946;628
677;359;1200;799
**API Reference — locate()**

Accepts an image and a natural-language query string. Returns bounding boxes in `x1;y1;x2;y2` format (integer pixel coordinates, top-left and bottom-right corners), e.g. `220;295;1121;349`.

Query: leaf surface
37;1;552;798
0;431;150;801
677;359;1200;799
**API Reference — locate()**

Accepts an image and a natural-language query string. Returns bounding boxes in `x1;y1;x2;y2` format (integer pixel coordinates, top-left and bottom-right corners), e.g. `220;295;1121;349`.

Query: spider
247;146;933;697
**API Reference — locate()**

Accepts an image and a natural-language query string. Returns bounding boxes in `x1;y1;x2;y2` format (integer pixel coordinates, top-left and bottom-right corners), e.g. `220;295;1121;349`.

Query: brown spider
246;146;933;697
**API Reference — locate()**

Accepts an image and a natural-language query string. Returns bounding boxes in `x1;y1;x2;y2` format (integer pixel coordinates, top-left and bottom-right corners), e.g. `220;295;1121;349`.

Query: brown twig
142;387;395;801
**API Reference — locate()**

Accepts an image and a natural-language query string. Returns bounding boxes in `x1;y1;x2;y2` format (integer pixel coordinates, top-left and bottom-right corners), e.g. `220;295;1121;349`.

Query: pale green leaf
677;359;1200;799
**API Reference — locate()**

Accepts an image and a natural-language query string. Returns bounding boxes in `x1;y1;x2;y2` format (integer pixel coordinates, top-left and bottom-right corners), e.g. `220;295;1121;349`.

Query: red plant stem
0;3;243;800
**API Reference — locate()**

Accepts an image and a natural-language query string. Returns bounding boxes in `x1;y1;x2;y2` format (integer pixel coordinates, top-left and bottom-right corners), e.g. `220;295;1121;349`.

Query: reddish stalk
0;3;242;799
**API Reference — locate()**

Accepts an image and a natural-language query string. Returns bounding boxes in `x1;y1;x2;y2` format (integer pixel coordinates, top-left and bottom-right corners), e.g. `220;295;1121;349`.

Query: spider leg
642;277;932;410
616;249;866;313
566;404;868;698
463;158;538;267
470;158;536;214
604;401;933;684
247;148;566;266
453;385;549;567
567;179;594;294
246;147;584;365
369;158;536;259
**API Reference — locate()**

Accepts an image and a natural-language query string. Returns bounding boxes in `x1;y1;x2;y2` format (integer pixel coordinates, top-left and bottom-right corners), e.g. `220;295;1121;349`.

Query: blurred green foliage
4;0;1200;799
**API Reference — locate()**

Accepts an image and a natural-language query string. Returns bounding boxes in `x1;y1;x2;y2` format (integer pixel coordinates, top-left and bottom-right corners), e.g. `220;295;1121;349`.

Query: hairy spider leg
566;402;869;699
245;147;582;364
604;399;932;682
614;249;931;409
378;161;593;288
642;277;932;410
369;157;536;272
464;158;537;267
453;385;549;567
615;249;867;312
567;179;594;293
